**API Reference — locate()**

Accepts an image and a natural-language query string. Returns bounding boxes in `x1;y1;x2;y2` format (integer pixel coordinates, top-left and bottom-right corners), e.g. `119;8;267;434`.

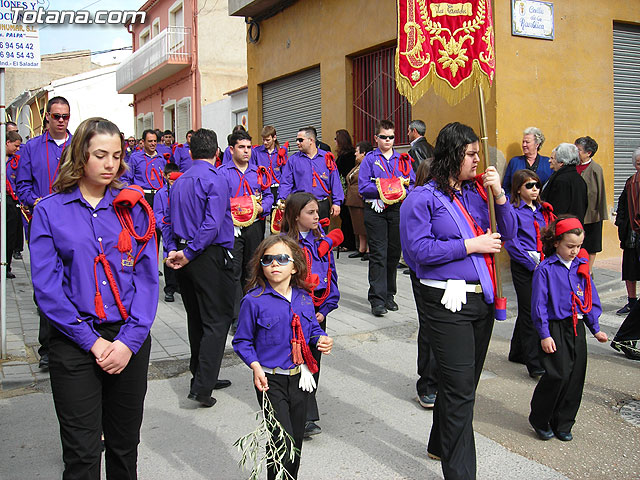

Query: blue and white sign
0;4;41;68
511;0;554;41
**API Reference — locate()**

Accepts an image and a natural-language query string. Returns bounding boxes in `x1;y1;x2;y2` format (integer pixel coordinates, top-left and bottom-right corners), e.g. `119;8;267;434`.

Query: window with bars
353;46;412;145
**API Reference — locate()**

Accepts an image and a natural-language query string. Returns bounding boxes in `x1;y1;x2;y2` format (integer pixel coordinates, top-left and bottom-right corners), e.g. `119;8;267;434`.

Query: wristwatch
495;188;506;200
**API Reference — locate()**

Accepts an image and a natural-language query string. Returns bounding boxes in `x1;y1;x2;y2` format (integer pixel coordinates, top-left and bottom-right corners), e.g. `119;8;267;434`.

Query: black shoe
304;421;321;438
418;393;436;408
371;305;387;317
164;293;175;302
386;299;399;311
348;251;365;258
12;251;22;260
6;271;15;279
214;379;232;389
529;419;554;440
553;430;573;441
38;354;49;370
397;262;408;269
361;253;369;261
403;269;410;275
616;303;632;315
528;369;545;379
187;392;217;407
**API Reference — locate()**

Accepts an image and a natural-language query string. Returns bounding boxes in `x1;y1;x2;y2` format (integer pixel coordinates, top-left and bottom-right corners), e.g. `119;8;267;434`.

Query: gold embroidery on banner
430;2;472;17
400;0;430;69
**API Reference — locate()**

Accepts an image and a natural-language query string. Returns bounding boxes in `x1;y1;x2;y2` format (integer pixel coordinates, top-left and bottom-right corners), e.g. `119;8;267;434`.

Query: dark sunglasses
260;254;294;267
524;181;541;190
50;113;70;121
295;137;305;143
377;134;395;140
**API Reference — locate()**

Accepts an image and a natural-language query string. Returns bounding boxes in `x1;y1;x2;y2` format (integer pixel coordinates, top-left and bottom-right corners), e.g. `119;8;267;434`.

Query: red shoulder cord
571;250;592;336
144;155;164;189
93;243;129;321
277;142;289;167
311;152;335;195
9;154;19;170
302;245;332;306
290;313;319;374
398;153;412;177
46;132;68;194
257;165;272;191
234;170;254;197
533;202;556;261
6;155;20;201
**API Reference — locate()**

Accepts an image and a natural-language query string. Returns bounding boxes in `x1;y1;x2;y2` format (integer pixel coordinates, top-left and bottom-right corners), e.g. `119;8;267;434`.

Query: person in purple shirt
359;119;415;317
122;129;166;206
504;170;556;379
16;95;73;369
172;130;193;172
277;126;344;221
218;130;273;326
162;128;235;408
5;131;22;278
529;216;608;442
282;192;341;438
399;122;516;480
153;162;181;303
253;125;287;203
233;235;333;480
29;117;158;479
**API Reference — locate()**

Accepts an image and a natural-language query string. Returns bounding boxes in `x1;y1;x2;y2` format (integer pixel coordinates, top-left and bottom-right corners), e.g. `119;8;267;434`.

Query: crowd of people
4;95;639;480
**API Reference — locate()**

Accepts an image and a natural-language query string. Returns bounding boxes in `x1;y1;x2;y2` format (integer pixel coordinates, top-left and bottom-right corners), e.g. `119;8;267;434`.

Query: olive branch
234;391;299;480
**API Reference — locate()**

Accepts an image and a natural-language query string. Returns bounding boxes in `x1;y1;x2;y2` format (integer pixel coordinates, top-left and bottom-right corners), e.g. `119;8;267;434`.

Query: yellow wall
246;0;640;258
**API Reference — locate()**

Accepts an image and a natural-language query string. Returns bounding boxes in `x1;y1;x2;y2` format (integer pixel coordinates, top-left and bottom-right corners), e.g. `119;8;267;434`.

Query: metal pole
1;67;7;358
477;86;503;299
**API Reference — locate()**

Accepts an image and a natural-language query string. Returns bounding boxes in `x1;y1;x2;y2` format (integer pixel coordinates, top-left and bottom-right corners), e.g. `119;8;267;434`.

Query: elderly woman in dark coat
502;127;553;193
540;143;588;224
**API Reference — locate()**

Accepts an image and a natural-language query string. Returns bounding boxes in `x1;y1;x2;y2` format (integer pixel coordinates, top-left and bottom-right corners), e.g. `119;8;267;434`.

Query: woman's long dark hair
510;169;541;206
281;192;322;240
335;129;355;156
430;122;479;197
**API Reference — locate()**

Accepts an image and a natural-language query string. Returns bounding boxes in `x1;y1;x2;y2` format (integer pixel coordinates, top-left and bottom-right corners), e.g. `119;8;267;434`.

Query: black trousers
530;318;587;433
176;244;234;396
231;220;265;320
49;322;151;480
306;293;326;423
255;373;309;480
5;196;18;272
421;284;494;480
614;298;640;341
409;271;438;396
317;198;330;222
363;204;401;307
158;231;178;295
509;260;543;374
339;205;356;250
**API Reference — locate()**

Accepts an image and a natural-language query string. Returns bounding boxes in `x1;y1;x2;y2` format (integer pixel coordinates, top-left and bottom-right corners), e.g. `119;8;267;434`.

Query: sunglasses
296;138;306;143
377;135;395;140
260;254;294;267
50;113;70;121
523;181;541;190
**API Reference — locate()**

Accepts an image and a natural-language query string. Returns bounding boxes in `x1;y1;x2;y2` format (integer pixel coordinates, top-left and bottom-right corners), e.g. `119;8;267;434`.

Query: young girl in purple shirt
529;216;608;441
233;235;333;480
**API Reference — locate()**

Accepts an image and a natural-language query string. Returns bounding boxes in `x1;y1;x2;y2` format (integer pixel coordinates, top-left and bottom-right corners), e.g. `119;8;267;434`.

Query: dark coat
408;136;435;171
540;164;588;224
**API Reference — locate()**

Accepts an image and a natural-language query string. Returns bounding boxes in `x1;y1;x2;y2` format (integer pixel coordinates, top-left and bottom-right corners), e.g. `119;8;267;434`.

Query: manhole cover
620;400;640;427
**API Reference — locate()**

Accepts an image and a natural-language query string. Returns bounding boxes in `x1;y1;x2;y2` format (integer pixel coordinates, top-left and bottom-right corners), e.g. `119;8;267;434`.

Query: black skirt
582;220;602;254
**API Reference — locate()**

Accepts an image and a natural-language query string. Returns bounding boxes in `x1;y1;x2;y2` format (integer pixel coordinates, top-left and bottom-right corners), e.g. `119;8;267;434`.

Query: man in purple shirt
122;129;166;207
173;130;193;172
218;130;274;324
16;95;73;369
163;128;235;407
277;126;344;221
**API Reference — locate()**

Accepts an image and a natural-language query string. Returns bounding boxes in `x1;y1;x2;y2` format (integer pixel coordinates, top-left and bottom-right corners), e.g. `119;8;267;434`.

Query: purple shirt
232;284;327;370
156;143;174;164
153;184;170;260
123;150;166;190
399;180;516;285
161;159;234;259
531;254;602;339
278;150;344;205
504;200;549;271
6;153;20;197
298;230;340;318
358;148;416;200
29;186;158;353
218;162;274;218
16;131;72;208
173;144;192;172
253;145;286;185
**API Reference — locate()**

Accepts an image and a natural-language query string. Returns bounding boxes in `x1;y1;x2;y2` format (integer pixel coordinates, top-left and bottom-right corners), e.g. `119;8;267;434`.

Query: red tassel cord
303;246;332;307
398;153;412;177
257;165;272;191
571;250;593;336
290;313;319;374
93;252;129;321
113;186;156;266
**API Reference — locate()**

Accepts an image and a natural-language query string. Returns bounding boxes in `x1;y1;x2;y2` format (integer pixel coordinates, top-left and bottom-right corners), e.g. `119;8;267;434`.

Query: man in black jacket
407;119;435;171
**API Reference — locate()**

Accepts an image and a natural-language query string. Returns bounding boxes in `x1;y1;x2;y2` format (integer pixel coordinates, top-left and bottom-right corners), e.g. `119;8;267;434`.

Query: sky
35;0;143;64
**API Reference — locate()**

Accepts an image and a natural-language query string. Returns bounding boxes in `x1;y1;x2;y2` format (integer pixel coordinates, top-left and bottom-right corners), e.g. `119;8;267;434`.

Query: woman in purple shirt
400;122;516;480
30;118;158;479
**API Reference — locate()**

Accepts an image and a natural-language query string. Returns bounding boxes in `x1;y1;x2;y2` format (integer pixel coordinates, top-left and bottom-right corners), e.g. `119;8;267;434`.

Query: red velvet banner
396;0;495;105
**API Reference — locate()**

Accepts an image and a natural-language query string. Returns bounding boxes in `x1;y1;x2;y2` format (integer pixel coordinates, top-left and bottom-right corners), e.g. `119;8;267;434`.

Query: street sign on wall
0;7;40;68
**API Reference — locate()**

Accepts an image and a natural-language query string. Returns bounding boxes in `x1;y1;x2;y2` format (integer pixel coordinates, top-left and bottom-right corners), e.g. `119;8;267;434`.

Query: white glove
371;199;385;213
440;279;467;313
298;364;316;392
527;250;541;265
234;226;242;237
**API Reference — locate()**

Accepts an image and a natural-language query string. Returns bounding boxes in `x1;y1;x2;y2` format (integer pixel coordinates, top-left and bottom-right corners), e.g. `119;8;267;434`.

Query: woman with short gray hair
540;143;588;223
502;127;553;192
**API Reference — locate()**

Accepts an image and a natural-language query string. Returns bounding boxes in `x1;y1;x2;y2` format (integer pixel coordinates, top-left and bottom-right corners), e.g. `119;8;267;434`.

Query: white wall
201;88;248;147
50;64;134;136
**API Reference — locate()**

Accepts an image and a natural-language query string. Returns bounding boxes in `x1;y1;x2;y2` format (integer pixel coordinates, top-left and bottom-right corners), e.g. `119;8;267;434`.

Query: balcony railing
117;26;192;94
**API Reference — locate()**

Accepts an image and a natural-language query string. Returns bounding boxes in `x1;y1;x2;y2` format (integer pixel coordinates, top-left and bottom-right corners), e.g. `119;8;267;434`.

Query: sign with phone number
0;21;40;68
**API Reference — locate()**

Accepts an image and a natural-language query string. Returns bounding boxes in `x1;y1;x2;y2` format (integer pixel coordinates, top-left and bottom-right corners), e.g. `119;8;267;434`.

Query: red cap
555;218;583;236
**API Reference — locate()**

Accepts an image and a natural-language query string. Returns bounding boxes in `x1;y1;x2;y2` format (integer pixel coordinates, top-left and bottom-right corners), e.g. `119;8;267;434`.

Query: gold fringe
376;177;410;205
232;195;260;228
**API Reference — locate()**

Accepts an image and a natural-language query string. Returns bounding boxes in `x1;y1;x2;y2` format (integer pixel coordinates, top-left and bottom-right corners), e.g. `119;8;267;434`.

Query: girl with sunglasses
233;235;333;480
505;170;556;378
281;191;342;438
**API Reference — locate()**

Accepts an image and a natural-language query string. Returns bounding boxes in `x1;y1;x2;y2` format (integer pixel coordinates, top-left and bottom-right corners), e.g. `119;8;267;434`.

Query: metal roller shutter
262;67;322;151
613;23;640;206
